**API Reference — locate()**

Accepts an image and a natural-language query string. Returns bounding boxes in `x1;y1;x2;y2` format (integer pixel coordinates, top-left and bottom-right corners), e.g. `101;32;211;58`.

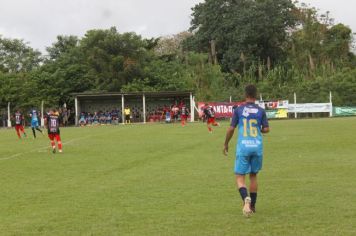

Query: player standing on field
45;109;63;154
29;108;43;138
203;104;219;133
223;85;269;217
14;110;27;139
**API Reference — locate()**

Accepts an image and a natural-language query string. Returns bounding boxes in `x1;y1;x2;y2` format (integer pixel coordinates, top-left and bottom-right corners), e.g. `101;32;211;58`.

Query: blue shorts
234;152;263;175
31;120;39;128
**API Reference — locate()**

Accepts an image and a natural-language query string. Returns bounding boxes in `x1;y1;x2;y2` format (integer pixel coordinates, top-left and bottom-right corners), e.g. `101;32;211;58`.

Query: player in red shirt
14;110;27;139
45;109;62;154
203;104;219;133
180;104;190;127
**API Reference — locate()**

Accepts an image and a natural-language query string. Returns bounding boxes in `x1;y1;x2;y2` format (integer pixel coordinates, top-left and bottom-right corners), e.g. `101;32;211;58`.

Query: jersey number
243;119;258;137
51;119;57;128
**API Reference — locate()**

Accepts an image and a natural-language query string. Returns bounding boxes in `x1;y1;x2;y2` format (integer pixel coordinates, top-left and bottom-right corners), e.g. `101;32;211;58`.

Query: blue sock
238;187;248;201
250;192;257;207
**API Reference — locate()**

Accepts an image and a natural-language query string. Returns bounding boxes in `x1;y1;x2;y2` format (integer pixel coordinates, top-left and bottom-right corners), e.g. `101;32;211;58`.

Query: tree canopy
0;0;355;111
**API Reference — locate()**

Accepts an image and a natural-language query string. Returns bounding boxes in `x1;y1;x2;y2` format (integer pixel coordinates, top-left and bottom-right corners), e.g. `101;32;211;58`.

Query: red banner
198;102;244;118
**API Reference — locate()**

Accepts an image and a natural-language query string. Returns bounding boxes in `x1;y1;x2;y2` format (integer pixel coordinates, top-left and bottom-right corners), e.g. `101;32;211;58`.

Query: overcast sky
0;0;355;52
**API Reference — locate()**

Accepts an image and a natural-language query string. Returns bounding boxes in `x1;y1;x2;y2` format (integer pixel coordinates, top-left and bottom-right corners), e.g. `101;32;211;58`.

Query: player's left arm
261;110;270;134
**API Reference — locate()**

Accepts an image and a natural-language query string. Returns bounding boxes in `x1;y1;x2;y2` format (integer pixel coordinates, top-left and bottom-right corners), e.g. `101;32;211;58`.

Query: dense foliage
0;0;355;111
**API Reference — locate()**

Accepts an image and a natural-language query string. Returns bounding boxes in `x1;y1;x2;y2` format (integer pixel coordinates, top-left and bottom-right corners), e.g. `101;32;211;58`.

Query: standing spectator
171;105;179;123
180;104;190;127
1;111;7;128
124;106;131;124
62;108;69;127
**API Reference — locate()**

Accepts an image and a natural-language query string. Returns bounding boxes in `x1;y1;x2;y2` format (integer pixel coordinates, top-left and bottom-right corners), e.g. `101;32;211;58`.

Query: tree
186;0;297;72
0;36;42;73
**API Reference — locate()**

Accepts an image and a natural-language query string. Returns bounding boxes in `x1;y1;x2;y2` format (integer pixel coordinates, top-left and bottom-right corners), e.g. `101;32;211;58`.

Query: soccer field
0;118;355;236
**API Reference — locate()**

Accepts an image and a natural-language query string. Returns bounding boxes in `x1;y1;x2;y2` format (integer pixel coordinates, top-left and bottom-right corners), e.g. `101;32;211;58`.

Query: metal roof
73;91;193;99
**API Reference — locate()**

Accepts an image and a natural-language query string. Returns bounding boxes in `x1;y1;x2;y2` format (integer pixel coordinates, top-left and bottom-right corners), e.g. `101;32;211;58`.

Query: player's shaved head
245;84;257;99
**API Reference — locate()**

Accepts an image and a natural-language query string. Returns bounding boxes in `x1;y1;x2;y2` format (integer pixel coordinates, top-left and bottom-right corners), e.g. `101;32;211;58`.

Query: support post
143;94;146;124
260;94;263;101
75;97;78;126
121;95;125;124
190;93;194;122
7;102;11;128
294;92;297;119
329;91;333;117
41;100;45;128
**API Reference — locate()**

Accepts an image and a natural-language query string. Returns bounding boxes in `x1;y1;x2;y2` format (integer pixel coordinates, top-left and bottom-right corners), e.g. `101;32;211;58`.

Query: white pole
229;96;232;103
329;91;333;117
7;102;11;128
121;95;125;124
260;94;263;101
143;94;146;124
294;92;297;119
75;97;78;126
190;93;194;122
41;100;45;128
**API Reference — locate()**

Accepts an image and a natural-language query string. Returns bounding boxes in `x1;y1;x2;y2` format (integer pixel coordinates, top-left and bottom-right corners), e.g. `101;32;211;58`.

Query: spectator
62;108;69;127
1;111;7;128
79;112;86;126
124;106;131;124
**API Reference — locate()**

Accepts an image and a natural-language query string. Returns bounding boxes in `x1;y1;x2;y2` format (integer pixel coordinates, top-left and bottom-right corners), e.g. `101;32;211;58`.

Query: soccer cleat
59;150;63;153
242;197;253;217
52;148;56;154
250;206;256;213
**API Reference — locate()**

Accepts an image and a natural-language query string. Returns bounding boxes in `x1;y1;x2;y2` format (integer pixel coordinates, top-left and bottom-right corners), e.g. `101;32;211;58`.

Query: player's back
31;110;38;120
15;112;23;125
234;103;268;155
47;114;60;134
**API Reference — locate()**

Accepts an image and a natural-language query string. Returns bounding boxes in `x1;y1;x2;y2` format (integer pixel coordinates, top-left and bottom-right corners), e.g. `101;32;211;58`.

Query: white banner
256;100;289;110
288;103;332;113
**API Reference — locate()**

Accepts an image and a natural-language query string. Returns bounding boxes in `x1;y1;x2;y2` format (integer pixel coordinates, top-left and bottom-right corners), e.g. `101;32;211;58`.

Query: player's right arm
223;109;239;156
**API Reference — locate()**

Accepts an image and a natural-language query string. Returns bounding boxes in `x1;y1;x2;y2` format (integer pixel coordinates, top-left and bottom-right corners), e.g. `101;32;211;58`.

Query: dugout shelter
73;91;195;125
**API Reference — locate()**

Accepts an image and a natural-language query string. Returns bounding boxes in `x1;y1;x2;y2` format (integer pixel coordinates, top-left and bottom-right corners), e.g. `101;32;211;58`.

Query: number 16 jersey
231;103;269;155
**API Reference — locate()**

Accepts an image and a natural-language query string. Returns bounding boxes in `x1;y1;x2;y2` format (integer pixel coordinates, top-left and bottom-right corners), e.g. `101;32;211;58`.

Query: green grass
0;118;355;236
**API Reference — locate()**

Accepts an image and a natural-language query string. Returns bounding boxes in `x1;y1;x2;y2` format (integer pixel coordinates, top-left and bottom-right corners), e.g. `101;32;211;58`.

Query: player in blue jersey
223;85;269;217
29;108;43;138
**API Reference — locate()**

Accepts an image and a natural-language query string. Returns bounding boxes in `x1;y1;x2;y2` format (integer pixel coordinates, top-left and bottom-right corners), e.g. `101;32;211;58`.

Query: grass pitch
0;118;355;235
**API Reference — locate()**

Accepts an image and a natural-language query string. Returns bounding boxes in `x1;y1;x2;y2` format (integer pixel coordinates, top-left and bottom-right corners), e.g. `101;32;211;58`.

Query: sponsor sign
197;102;244;118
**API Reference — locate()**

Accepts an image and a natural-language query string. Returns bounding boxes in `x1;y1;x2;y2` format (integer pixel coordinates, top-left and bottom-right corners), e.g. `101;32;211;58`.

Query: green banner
333;107;356;116
266;109;288;119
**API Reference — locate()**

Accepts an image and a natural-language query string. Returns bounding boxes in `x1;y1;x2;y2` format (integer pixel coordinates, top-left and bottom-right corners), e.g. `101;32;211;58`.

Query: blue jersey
231;103;269;155
30;110;39;121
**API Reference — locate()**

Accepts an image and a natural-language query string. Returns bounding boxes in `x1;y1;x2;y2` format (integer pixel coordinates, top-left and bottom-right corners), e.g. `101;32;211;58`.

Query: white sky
0;0;355;52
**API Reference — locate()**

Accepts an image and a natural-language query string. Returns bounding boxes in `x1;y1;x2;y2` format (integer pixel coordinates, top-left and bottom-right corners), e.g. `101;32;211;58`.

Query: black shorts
125;115;130;121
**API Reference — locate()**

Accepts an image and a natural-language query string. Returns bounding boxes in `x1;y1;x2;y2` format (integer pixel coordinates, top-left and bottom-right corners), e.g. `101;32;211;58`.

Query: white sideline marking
0;136;89;161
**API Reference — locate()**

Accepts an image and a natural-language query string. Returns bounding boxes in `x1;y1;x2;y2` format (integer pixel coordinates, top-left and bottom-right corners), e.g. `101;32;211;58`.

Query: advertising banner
288;103;332;113
266;109;288;119
333;107;356;116
256;100;289;119
197;102;244;118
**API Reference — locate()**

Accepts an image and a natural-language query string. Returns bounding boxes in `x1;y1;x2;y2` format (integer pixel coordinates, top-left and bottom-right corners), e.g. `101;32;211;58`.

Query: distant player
29;108;43;138
203;104;219;133
223;85;269;217
180;104;190;127
46;108;62;154
14;110;27;139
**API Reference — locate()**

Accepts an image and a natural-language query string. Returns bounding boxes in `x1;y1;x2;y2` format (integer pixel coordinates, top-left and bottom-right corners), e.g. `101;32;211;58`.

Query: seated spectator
165;110;171;123
79;112;86;126
106;111;112;125
92;112;99;125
